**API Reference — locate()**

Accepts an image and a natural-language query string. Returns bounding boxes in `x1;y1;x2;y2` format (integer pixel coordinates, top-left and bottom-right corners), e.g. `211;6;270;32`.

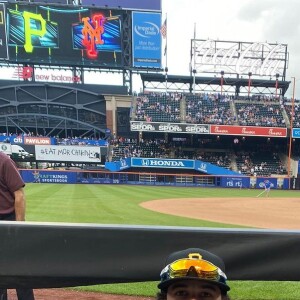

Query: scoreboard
0;2;163;69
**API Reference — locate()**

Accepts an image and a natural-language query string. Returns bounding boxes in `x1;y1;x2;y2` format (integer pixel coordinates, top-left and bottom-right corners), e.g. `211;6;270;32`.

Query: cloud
237;0;274;22
234;0;300;97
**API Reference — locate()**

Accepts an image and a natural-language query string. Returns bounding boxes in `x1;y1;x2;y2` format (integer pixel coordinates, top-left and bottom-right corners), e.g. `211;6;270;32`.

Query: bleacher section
134;93;288;127
175;148;231;169
235;101;286;127
185;94;235;125
235;150;286;176
284;100;300;127
135;93;182;122
111;138;170;161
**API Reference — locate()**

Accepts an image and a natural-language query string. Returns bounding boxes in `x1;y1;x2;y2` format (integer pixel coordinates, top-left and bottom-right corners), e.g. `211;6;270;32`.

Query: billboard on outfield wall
132;11;162;68
0;3;8;60
19;170;290;189
35;145;101;163
5;3;123;67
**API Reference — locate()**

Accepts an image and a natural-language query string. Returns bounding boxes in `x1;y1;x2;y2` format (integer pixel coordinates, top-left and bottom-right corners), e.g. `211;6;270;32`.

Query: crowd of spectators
235;102;286;127
284;100;300;127
133;92;295;128
185;93;235;125
135;92;182;122
108;136;288;177
235;150;287;176
110;137;170;161
0;130;289;176
174;148;231;168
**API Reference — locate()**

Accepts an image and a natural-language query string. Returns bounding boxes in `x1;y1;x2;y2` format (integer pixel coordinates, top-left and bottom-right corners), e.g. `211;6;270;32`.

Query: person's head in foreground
157;248;230;300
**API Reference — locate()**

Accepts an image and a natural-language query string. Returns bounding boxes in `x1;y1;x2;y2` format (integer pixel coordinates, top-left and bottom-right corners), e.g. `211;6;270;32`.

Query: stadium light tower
288;76;296;189
192;69;196;95
275;73;279;98
248;72;252;98
220;71;224;96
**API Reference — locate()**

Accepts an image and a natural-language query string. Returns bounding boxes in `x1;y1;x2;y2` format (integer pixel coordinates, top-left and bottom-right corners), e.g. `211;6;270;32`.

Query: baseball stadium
0;0;300;299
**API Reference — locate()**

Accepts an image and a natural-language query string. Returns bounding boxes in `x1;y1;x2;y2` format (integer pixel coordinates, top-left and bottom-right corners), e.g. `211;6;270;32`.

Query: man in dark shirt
0;152;35;300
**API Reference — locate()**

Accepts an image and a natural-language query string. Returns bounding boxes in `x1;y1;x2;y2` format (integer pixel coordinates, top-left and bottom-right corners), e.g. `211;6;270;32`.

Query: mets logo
82;14;105;59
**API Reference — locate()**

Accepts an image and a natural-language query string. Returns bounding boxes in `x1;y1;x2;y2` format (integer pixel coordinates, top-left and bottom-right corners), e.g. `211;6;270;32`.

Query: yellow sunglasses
160;258;227;283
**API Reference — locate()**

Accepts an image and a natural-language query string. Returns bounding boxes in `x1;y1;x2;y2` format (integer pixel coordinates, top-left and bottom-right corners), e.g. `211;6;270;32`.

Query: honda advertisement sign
131;158;195;169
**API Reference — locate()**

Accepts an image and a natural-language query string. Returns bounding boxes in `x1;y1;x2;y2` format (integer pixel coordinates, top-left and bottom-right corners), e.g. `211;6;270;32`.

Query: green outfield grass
25;184;300;299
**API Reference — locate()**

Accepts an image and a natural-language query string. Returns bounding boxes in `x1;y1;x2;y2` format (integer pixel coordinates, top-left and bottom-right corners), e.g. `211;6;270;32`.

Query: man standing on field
264;180;271;197
0;152;35;300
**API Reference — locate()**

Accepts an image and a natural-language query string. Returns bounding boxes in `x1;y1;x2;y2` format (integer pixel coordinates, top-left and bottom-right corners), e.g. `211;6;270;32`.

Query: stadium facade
0;0;299;189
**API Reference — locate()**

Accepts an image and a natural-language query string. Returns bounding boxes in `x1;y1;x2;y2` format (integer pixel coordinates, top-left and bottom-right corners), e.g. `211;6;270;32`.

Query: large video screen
0;3;8;59
81;0;162;11
7;3;123;67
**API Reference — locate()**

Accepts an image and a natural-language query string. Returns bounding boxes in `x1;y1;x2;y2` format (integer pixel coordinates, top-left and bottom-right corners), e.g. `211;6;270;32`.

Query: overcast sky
157;0;300;98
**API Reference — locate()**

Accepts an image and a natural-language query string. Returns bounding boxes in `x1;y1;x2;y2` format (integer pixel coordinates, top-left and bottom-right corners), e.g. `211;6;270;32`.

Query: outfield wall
1;222;300;288
20;169;290;189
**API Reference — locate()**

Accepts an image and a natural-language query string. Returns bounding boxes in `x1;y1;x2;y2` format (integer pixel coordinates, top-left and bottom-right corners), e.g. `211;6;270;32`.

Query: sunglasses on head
160;258;227;283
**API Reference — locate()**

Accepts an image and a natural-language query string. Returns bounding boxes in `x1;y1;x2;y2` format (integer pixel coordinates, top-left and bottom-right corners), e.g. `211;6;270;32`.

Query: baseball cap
157;248;230;294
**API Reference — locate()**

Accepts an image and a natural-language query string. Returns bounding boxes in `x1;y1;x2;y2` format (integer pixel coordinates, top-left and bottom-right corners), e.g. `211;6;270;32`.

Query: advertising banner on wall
194;161;239;175
132;11;162;68
210;125;287;137
131;158;195;169
255;177;278;189
6;3;123;67
220;176;250;188
35;145;101;162
0;134;56;145
24;136;52;145
21;170;77;183
130;121;210;134
0;3;8;60
292;128;300;138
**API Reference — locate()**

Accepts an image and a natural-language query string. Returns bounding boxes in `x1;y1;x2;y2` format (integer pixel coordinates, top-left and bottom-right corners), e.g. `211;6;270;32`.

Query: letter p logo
23;11;46;53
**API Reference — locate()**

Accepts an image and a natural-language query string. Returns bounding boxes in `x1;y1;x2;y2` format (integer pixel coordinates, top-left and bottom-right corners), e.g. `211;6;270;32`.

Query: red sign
13;66;34;80
210;125;287;137
24;137;51;145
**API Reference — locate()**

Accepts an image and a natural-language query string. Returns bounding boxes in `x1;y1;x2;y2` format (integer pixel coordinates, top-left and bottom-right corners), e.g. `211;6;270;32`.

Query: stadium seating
135;93;181;122
284;100;300;127
235;150;287;176
185;93;235;125
110;139;169;161
235;100;286;127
